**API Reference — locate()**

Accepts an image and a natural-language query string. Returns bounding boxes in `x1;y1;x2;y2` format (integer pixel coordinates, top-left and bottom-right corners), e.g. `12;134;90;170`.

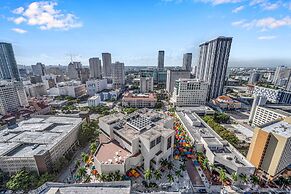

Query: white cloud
10;1;82;31
232;5;244;13
199;0;242;5
258;35;277;40
11;28;27;34
250;0;281;10
232;16;291;29
13;17;26;24
12;7;24;14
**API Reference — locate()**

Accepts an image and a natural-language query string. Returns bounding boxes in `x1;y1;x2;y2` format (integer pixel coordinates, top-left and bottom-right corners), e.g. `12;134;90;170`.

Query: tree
231;172;238;182
154;170;162;181
239;173;248;184
144;169;152;181
113;171;122;181
167;173;174;183
90;143;97;154
6;170;35;191
78;120;100;147
250;175;259;185
81;152;89;163
179;163;186;171
167;161;173;171
218;168;227;185
77;167;87;179
202;158;209;170
160;158;168;168
175;170;182;177
99;173;107;182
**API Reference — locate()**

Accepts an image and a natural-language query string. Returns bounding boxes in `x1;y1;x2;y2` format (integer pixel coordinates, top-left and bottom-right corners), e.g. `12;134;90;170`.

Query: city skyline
0;0;291;67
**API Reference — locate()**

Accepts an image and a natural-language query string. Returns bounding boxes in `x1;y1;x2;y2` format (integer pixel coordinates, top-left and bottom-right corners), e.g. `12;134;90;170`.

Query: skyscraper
89;57;102;79
196;36;232;100
182;53;192;71
112;62;125;89
166;69;191;93
102;53;112;77
158;50;165;69
272;65;291;87
0;42;20;81
31;62;46;76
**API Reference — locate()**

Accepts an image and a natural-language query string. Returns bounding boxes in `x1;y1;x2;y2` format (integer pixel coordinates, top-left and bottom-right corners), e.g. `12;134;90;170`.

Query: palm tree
167;161;174;171
160;158;168;168
250;175;259;185
154;170;162;181
167;173;174;183
218;168;227;185
90;143;97;154
239;173;248;184
144;169;152;181
231;172;238;182
179;163;186;171
77;167;87;179
202;158;209;170
175;170;182;177
113;170;122;181
81;152;89;163
99;173;106;182
209;163;215;173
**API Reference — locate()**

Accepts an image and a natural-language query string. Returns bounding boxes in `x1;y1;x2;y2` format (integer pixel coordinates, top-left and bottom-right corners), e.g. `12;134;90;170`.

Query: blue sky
0;0;291;67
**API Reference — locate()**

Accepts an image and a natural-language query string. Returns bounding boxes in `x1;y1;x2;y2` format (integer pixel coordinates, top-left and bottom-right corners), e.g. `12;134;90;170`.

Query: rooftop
0;116;82;157
123;92;157;100
95;141;131;164
262;118;291;137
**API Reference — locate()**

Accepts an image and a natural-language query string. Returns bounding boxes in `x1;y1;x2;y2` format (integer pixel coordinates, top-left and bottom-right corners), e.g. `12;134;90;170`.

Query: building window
156;136;161;144
167;136;172;150
150;140;155;149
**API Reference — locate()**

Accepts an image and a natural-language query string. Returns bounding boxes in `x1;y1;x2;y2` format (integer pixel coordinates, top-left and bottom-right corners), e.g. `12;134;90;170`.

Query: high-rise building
0;42;20;81
89;57;102;79
182;53;192;71
158;50;165;69
248;72;261;84
67;62;82;80
247;117;291;179
0;81;28;115
171;79;208;107
273;66;291;87
86;79;107;96
249;95;267;123
140;77;153;93
31;62;46;76
102;53;112;77
112;62;125;89
166;69;190;93
196;36;232;100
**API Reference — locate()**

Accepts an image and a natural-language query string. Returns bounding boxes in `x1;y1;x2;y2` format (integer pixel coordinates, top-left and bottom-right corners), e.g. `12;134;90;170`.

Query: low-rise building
176;110;255;180
247;117;291;179
212;95;241;110
0;116;83;175
88;95;101;107
86;79;107;96
122;93;157;108
171;79;208;107
49;81;86;98
24;83;47;97
95;109;175;174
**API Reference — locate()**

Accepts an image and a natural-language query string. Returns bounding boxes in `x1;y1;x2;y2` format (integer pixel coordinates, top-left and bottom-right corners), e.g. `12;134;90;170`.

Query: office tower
196;36;232;100
286;75;291;92
273;66;291;87
112;62;125;89
247;117;291;179
0;81;28;115
102;53;112;77
166;69;190;93
67;62;82;80
171;79;208;107
249;95;267;123
248;72;261;84
80;68;90;83
182;53;192;71
140;77;154;93
158;50;165;69
31;62;46;76
0;42;20;81
89;57;102;79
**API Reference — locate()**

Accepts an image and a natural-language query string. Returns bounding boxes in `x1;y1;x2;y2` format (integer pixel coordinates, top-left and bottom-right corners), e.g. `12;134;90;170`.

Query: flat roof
0;116;82;157
95;141;131;164
263;120;291;137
